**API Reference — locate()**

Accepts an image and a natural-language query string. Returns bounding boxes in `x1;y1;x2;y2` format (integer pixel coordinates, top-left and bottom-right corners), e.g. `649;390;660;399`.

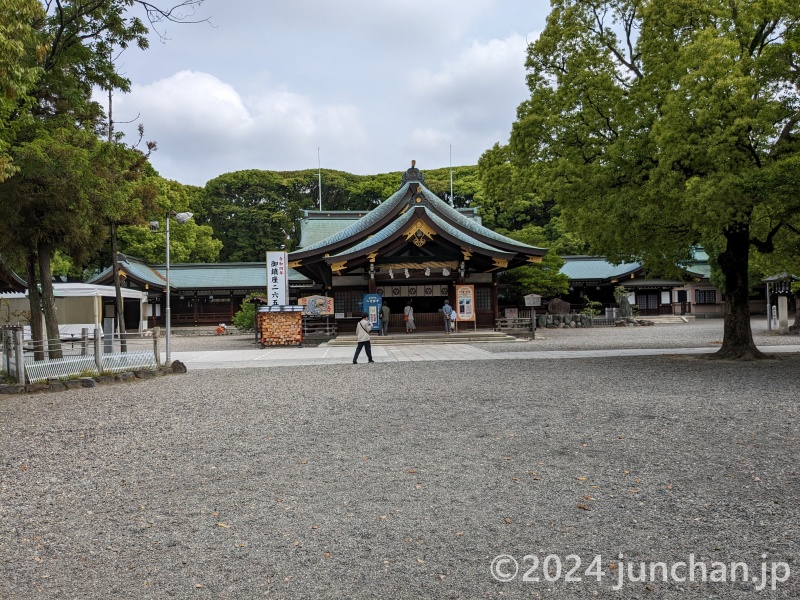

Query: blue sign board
363;294;382;331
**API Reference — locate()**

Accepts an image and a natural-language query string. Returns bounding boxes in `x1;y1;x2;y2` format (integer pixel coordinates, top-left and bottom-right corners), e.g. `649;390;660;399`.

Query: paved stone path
171;343;800;370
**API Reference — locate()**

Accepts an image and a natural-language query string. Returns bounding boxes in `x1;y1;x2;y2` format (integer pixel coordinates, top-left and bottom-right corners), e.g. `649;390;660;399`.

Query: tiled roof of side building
87;255;165;287
559;256;642;281
299;218;367;248
89;255;310;289
149;263;309;289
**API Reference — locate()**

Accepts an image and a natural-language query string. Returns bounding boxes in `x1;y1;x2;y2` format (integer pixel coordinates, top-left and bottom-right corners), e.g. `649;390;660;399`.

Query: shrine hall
287;162;548;330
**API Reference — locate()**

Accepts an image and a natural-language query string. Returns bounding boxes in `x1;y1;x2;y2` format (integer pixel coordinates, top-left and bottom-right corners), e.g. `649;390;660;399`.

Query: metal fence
1;326;160;384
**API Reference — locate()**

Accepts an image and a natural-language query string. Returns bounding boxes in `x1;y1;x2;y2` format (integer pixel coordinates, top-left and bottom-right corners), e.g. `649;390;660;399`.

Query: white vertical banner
266;251;289;306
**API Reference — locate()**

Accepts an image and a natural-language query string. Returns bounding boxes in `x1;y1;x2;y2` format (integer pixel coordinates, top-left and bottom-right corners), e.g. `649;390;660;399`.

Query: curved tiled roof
425;210;516;257
327;208;416;257
327;208;516;259
292;177;545;262
296;183;410;253
418;186;545;251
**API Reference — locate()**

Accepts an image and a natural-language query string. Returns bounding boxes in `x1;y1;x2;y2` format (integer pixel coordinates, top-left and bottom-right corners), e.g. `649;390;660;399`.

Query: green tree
200;170;314;261
0;0;46;181
501;0;800;359
499;226;569;301
117;178;222;263
0;128;110;357
0;1;209;357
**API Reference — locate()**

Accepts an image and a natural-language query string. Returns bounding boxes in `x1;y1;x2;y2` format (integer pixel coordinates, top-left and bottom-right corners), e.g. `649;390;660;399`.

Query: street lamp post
165;211;193;364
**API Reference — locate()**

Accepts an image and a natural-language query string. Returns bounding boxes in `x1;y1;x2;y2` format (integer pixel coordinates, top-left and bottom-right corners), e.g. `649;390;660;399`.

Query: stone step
321;331;519;346
644;316;692;324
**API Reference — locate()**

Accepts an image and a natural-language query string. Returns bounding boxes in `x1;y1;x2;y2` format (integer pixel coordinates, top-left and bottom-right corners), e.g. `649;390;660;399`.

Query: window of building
335;289;361;315
475;287;492;310
695;289;717;304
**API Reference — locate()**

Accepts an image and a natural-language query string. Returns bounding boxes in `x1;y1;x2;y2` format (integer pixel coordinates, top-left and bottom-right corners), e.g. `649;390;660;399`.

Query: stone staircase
643;315;693;325
321;330;519;346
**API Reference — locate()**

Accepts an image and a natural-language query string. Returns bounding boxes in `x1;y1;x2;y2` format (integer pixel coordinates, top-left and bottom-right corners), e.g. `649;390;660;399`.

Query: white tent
1;283;148;334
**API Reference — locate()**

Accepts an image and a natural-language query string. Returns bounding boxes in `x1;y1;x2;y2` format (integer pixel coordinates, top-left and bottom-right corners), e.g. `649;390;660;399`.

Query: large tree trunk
714;226;766;360
789;291;800;334
37;244;62;359
25;251;45;361
111;223;127;352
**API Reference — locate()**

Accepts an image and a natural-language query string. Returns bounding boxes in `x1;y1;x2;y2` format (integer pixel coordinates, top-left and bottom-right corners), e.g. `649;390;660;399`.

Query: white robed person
403;300;416;333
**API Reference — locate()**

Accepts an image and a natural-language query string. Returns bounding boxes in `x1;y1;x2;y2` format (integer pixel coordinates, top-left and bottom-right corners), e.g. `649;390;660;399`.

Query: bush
232;293;262;332
580;296;603;316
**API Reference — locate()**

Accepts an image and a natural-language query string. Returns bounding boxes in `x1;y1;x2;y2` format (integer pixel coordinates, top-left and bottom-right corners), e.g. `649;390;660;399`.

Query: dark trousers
353;341;373;362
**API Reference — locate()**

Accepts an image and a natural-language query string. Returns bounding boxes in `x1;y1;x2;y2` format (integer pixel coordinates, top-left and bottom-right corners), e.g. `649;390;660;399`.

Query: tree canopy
0;0;46;181
195;166;481;262
491;0;800;358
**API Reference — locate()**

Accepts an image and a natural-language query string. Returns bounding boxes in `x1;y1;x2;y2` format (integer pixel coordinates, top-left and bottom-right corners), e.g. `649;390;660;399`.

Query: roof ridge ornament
401;159;425;185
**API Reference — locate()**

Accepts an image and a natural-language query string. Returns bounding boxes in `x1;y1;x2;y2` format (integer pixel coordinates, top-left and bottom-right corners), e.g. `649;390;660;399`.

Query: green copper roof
559;257;641;281
418;186;545;251
89;254;309;290
294;176;545;258
299;212;370;248
328;208;416;256
425;210;516;257
327;207;516;259
297;184;411;252
151;263;308;288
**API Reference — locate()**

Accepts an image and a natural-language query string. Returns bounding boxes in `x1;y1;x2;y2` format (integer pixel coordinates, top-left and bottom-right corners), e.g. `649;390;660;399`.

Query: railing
2;326;160;384
302;317;337;337
495;316;536;334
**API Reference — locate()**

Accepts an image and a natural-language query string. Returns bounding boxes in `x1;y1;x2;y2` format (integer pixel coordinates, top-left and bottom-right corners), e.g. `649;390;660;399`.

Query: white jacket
356;318;372;342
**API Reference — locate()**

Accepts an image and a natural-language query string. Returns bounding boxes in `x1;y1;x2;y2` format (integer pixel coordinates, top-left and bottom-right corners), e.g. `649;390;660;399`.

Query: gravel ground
1;329;798;599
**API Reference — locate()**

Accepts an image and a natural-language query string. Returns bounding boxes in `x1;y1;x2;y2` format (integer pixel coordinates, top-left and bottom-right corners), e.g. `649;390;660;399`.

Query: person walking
403;300;415;333
442;299;453;334
380;303;390;336
353;313;375;364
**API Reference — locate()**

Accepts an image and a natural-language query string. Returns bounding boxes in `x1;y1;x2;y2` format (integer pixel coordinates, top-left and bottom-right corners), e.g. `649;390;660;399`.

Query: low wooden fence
495;316;536;338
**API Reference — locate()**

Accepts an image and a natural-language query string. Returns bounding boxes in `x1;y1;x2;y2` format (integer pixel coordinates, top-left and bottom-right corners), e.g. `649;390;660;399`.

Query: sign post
362;294;382;332
266;251;289;306
456;284;476;331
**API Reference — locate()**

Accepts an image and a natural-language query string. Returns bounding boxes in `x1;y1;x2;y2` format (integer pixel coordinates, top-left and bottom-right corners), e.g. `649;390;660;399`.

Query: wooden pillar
193;291;198;324
491;272;500;322
229;290;235;321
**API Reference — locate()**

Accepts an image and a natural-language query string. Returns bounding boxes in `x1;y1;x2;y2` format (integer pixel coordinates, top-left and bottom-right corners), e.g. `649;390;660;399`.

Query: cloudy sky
109;0;551;186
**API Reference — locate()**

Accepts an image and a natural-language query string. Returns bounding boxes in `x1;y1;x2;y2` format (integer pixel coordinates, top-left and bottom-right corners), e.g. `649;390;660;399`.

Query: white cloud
409;32;538;133
104;1;553;184
115;71;368;185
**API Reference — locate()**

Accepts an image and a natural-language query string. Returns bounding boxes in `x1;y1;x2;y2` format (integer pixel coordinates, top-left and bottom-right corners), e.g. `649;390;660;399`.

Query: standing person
442;299;453;334
380;303;390;336
404;300;416;333
353;313;375;364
